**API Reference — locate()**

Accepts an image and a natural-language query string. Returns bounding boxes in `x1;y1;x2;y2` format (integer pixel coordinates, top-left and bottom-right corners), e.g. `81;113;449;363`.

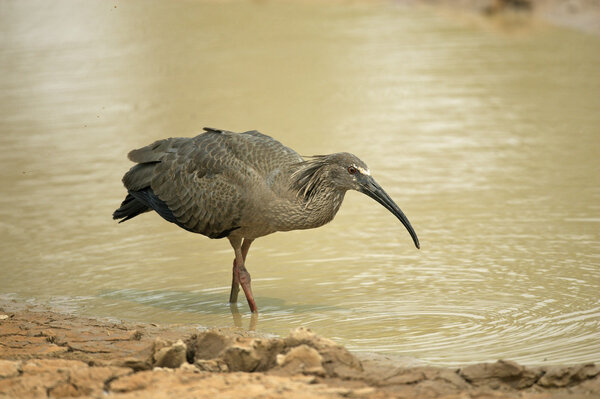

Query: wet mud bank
1;301;598;399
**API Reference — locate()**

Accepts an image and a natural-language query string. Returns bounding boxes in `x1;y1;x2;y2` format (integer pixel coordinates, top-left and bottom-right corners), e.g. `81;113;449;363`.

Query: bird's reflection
230;303;258;330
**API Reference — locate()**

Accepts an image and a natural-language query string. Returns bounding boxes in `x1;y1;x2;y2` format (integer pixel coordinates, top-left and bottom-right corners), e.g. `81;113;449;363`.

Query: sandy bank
0;300;598;399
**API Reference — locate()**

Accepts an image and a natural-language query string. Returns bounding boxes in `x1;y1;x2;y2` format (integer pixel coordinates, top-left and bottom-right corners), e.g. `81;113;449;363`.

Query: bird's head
294;153;420;249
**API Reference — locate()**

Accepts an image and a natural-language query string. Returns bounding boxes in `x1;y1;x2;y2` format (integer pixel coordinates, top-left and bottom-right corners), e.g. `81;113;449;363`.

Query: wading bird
113;128;419;312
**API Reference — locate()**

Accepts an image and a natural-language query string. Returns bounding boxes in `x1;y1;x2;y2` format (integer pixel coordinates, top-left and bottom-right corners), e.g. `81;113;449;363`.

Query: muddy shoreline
1;300;598;398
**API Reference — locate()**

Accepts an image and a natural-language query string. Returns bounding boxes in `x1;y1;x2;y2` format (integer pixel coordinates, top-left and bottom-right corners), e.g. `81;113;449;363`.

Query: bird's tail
112;194;150;223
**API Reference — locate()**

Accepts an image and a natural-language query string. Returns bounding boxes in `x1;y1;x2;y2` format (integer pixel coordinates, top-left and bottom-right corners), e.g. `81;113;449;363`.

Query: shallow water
1;1;599;366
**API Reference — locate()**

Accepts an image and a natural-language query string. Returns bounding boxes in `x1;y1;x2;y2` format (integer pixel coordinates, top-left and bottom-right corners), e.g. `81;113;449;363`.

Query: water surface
1;0;599;366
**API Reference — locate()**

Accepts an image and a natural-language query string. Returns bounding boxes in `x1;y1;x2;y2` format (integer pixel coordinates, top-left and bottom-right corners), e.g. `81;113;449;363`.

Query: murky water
1;1;599;366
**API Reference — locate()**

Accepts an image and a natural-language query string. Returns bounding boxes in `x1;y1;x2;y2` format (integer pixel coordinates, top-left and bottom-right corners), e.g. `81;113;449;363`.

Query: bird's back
116;128;303;239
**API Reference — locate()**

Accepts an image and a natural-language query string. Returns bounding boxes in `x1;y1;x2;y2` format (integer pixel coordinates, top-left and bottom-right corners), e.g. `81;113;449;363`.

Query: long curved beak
358;177;420;249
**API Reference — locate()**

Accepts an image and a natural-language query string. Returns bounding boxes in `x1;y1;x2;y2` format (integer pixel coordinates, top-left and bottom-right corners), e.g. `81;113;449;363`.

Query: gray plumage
113;127;419;312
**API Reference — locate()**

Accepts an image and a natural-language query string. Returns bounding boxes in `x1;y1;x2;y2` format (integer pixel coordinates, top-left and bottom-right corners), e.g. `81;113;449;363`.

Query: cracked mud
1;300;598;398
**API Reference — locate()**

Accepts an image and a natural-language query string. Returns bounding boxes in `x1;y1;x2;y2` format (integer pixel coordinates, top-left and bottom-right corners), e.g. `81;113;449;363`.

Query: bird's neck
272;187;347;231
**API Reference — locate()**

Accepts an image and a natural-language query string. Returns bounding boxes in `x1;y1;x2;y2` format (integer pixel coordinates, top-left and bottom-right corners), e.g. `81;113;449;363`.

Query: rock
578;373;600;394
382;369;426;385
434;369;470;390
284;328;363;378
460;360;541;389
153;339;187;368
179;362;200;373
212;328;363;377
221;343;263;372
284;327;338;349
189;331;233;361
275;344;326;376
0;360;21;379
195;358;229;372
112;356;153;372
220;337;285;372
152;337;170;354
574;363;600;381
188;330;285;372
537;363;599;388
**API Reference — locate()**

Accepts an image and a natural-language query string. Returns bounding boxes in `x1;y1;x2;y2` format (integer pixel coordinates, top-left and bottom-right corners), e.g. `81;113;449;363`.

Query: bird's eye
348;166;357;175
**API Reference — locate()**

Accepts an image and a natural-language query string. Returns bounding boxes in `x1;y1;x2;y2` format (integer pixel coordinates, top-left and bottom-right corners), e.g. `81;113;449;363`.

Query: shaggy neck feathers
271;157;346;231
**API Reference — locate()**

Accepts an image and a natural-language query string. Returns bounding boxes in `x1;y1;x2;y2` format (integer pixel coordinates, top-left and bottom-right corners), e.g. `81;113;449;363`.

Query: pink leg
228;238;256;312
236;262;257;313
241;238;253;261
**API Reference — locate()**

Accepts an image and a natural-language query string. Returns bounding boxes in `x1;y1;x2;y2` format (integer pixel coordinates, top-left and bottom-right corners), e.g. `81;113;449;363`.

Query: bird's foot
229;260;257;312
237;264;258;313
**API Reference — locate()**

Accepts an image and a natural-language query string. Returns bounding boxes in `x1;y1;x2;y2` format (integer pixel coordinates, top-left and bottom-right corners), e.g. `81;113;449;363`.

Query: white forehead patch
354;164;371;176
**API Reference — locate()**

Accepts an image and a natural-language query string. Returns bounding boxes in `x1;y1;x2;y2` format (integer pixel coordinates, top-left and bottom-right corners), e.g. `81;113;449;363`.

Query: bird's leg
229;259;240;303
228;238;257;312
241;238;254;262
236;260;257;313
229;238;254;304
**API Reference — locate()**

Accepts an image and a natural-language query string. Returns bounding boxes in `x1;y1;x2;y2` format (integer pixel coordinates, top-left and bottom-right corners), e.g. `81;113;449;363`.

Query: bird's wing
144;132;253;238
122;128;303;238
